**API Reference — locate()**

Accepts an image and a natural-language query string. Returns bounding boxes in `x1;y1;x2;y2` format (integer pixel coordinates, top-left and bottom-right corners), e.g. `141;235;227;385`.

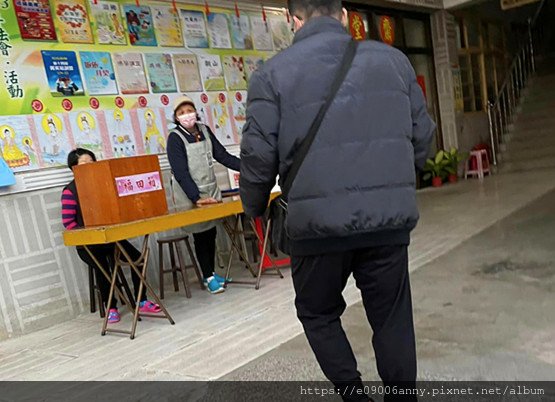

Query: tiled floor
1;168;555;382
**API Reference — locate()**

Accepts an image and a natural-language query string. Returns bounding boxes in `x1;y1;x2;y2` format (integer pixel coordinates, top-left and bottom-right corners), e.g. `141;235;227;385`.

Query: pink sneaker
107;308;120;324
139;300;161;313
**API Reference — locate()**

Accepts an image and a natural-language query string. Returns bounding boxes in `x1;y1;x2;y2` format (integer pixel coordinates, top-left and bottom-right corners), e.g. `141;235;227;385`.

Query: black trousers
192;227;217;279
77;240;146;309
292;245;416;402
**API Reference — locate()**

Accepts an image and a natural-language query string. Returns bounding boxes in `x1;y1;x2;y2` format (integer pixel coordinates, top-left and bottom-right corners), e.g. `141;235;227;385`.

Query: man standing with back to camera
239;0;435;400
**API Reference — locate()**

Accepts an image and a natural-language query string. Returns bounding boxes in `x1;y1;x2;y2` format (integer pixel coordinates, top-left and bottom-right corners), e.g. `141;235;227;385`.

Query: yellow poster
53;0;94;44
151;5;184;47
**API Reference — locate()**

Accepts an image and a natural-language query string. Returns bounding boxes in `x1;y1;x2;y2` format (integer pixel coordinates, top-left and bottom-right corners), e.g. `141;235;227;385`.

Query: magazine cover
151;5;183;47
180;10;209;48
123;5;157;46
173;54;203;92
230;14;253;50
52;0;93;44
90;1;127;45
113;53;149;95
198;55;225;91
206;12;232;49
41;51;85;97
269;16;292;51
144;53;177;94
79;51;118;95
250;15;273;51
222;56;247;91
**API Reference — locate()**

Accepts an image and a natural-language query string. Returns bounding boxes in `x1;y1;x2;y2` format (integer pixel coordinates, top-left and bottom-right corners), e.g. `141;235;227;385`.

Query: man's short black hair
287;0;342;19
67;148;97;170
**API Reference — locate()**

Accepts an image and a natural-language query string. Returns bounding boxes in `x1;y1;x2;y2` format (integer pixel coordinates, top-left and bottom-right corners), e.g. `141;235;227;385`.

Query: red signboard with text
349;12;366;41
378;16;395;46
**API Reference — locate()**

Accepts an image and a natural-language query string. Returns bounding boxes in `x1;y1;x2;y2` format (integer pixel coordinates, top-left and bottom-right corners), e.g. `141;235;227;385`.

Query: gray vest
170;124;222;233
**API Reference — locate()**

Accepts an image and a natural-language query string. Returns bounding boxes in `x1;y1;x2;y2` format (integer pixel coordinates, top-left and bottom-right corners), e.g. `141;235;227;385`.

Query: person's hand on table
196;197;219;207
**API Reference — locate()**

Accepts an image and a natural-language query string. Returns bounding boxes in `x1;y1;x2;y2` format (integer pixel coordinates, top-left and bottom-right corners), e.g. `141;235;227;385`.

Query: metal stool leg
158;242;164;299
175;242;192;299
169;242;179;292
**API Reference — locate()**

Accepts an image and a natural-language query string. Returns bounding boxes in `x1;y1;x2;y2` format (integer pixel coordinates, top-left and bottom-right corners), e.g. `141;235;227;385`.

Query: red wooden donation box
73;155;168;227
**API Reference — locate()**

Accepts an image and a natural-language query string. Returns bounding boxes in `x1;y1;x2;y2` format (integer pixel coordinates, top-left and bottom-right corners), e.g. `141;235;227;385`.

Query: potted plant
423;150;449;188
443;147;467;183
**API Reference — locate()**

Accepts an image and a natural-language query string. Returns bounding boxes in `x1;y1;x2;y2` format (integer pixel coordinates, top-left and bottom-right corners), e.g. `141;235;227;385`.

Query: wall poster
90;1;127;45
80;51;118;96
198;54;225;91
151;5;183;47
180;9;209;48
13;0;57;41
0;115;40;171
123;5;157;47
41;50;85;97
206;12;232;49
144;53;177;94
52;0;93;44
173;54;203;92
33;113;72;167
113;53;149;95
0;1;291;182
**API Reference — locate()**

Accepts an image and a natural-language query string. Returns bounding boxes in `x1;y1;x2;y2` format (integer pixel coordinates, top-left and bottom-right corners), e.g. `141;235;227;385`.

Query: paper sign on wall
52;0;94;44
115;171;162;197
14;0;57;41
41;51;85;97
91;1;127;45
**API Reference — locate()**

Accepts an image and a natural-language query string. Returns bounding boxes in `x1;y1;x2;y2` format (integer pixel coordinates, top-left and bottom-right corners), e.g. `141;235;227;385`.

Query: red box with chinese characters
73;155;168;227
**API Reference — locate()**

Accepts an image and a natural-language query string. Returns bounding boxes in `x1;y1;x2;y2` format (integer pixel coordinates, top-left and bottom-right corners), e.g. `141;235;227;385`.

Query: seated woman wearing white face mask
166;96;241;295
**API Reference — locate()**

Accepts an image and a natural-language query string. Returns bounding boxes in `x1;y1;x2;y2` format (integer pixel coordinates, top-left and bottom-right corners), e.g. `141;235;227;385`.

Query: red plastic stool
465;149;491;181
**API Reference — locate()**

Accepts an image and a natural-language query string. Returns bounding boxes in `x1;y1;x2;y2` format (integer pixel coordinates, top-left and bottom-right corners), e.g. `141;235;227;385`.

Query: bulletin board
0;0;292;178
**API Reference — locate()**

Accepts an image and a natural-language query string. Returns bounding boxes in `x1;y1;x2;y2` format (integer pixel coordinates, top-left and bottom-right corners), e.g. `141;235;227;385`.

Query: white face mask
178;112;197;129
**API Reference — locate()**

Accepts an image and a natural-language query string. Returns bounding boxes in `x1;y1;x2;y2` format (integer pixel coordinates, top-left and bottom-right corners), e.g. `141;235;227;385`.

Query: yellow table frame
63;194;283;339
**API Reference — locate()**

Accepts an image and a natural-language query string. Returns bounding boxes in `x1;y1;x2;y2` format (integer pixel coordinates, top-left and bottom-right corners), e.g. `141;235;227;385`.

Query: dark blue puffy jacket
240;16;435;256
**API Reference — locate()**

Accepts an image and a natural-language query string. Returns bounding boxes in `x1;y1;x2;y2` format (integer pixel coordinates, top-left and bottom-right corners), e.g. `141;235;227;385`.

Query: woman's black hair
67;148;97;170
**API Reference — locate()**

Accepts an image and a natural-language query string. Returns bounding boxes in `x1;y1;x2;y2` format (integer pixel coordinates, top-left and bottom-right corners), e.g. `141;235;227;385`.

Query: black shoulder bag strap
281;40;359;199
